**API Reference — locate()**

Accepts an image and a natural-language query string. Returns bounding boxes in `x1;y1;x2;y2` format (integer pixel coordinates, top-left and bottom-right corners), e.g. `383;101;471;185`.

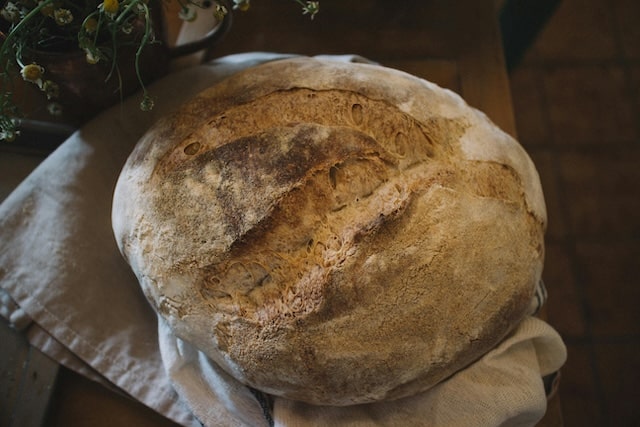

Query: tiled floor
508;0;640;425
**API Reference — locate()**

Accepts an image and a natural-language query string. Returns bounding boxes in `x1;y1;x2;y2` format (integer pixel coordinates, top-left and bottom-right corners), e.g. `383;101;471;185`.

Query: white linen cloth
0;53;566;427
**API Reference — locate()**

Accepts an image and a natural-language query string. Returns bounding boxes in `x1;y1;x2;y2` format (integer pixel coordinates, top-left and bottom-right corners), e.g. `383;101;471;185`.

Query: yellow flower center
102;0;119;15
53;8;73;26
21;64;44;83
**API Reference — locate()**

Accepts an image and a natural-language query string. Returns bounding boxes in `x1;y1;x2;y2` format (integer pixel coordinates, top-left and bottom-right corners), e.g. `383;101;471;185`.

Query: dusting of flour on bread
113;57;546;406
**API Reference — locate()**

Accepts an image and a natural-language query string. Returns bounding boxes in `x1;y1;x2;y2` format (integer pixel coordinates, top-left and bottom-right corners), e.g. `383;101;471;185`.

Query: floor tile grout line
563;331;640;343
609;0;640;144
513;0;640;412
609;0;639;64
525;58;610;425
605;0;628;62
557;334;640;346
520;57;640;70
559;238;609;424
624;66;640;141
609;0;640;145
594;5;640;421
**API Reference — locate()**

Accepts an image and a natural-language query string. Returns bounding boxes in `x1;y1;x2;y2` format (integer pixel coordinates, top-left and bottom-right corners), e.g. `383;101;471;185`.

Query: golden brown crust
112;58;546;405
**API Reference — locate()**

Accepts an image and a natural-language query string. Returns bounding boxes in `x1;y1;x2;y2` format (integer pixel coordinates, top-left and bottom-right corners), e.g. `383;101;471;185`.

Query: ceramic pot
15;0;232;127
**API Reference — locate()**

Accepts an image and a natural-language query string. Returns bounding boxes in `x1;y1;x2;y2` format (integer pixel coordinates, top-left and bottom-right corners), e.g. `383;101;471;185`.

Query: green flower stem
0;0;56;139
134;1;152;104
0;0;322;141
115;0;146;26
0;0;56;70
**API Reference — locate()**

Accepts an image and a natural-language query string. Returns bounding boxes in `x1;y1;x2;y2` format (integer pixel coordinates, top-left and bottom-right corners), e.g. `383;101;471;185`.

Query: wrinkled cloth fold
158;282;566;427
270;316;565;427
0;52;297;426
0;52;566;427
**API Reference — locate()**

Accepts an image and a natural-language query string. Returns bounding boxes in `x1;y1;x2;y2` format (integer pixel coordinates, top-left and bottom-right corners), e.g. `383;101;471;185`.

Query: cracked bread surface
112;57;546;406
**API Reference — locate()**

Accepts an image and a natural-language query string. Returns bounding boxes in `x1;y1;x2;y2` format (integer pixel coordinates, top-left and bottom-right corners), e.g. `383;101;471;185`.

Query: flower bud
21;63;44;84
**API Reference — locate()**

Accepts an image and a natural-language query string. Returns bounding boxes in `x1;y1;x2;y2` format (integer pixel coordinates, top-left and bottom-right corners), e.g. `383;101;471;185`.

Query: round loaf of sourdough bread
112;57;547;406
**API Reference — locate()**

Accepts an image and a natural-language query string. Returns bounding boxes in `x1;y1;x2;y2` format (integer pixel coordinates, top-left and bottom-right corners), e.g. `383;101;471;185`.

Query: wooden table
0;1;561;425
211;0;517;136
